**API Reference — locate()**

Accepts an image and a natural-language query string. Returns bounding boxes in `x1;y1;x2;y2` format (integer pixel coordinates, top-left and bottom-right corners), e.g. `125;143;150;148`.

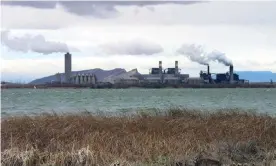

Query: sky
1;0;276;83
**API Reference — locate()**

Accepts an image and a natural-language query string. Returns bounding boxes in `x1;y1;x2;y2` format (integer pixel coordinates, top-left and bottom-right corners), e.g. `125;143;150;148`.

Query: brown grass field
1;108;276;166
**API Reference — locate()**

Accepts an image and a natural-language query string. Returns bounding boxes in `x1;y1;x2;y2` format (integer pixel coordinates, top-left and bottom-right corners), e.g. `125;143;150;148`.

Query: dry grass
1;108;276;166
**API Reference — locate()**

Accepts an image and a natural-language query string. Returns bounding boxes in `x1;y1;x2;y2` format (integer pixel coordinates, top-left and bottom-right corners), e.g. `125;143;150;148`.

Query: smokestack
207;65;212;83
65;52;72;83
159;61;162;74
159;61;163;83
229;65;233;84
175;61;179;75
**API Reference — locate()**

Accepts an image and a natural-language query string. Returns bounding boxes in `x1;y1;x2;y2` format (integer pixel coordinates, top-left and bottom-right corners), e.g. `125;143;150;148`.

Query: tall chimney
159;61;163;83
159;61;162;74
229;65;234;84
64;52;72;83
207;65;212;83
175;61;179;75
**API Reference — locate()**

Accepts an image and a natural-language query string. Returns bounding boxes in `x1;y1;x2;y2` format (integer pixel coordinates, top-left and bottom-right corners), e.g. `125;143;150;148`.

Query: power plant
199;65;247;84
142;61;189;84
61;52;97;85
58;52;248;87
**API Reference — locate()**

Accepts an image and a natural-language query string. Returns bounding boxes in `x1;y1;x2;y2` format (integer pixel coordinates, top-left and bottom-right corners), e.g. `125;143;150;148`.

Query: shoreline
1;108;276;165
2;83;276;89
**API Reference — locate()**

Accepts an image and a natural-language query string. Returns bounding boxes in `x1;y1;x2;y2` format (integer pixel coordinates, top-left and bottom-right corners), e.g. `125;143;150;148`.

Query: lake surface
1;88;276;116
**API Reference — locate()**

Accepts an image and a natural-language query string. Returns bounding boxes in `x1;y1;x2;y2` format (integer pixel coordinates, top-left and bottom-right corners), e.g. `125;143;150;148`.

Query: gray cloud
1;1;203;18
1;31;78;54
1;1;57;9
99;39;163;55
2;1;276;30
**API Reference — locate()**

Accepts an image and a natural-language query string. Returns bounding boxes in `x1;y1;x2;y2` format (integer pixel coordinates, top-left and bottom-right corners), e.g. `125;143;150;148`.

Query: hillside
237;71;276;82
29;68;126;84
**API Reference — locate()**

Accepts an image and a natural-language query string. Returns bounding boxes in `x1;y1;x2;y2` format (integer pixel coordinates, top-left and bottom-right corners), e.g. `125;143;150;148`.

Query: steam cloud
207;50;233;66
1;31;75;54
99;39;163;55
177;44;233;66
176;44;209;65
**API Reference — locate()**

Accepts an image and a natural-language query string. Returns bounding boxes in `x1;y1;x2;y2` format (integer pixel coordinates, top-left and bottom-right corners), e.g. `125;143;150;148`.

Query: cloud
207;50;233;66
1;31;78;54
1;1;202;18
2;24;276;81
98;39;163;55
177;44;233;66
1;5;88;29
177;44;209;65
2;1;276;30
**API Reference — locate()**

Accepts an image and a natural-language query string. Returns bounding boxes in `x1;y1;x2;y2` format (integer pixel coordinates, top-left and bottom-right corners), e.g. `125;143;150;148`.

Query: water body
1;88;276;116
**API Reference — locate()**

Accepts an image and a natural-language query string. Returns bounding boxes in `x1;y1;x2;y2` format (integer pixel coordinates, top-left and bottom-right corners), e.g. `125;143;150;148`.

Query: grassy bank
1;109;276;166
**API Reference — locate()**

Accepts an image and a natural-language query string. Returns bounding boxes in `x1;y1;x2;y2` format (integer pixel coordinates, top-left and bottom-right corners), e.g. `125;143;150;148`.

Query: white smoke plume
176;44;209;65
177;44;233;66
207;50;233;66
1;31;76;54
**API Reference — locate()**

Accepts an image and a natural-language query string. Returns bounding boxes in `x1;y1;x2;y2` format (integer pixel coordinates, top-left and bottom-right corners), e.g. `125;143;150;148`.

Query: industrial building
71;74;97;85
100;68;143;86
126;61;247;85
198;65;248;84
60;52;98;85
142;61;189;84
61;52;248;87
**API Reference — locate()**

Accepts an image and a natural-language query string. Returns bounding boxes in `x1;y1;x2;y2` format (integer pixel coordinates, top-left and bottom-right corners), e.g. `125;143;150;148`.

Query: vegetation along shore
1;108;276;166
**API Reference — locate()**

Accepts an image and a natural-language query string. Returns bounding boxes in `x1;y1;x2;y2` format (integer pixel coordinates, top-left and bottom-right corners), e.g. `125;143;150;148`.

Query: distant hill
236;71;276;82
29;68;126;84
1;81;19;85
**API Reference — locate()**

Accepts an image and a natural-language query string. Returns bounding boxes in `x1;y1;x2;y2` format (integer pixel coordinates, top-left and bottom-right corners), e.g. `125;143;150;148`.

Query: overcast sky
1;0;276;82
